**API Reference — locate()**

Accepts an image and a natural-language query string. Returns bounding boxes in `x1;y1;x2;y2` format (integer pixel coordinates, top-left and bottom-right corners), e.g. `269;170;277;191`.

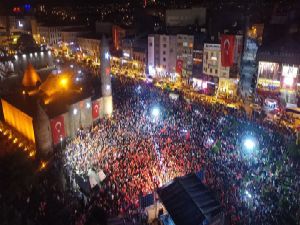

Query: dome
22;64;41;87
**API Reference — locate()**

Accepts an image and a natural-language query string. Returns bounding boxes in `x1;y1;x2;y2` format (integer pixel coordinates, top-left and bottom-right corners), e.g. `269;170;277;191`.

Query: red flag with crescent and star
221;34;235;67
92;101;100;119
50;115;65;145
176;59;183;74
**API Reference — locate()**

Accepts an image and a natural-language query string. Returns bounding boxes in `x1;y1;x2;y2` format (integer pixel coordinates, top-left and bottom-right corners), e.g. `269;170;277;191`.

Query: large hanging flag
92;101;100;119
176;59;183;74
221;34;235;67
50;115;66;145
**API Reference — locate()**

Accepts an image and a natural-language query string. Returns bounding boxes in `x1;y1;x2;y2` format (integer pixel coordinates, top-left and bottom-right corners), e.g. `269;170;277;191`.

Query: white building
203;40;244;97
148;34;193;80
37;25;64;45
203;43;230;78
37;25;83;45
166;7;206;27
77;35;101;60
148;34;175;77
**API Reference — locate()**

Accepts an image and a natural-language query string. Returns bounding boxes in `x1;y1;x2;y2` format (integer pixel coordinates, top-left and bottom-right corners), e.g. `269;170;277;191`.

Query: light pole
60;136;63;151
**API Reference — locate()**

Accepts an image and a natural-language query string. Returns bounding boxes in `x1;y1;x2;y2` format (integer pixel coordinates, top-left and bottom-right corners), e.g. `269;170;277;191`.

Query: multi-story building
148;34;193;81
37;25;83;45
132;47;146;71
176;34;194;80
257;35;300;108
37;25;63;45
202;36;243;97
203;43;229;78
112;25;126;51
0;16;34;34
148;34;174;77
77;34;101;62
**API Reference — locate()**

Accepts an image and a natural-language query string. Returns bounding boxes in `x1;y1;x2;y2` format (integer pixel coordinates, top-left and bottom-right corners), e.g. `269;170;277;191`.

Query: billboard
280;65;299;90
258;62;280;80
282;65;298;77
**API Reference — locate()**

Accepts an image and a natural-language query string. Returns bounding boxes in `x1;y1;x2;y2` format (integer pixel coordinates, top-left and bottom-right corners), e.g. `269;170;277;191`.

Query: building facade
148;34;193;81
37;26;62;45
77;35;101;60
202;37;243;98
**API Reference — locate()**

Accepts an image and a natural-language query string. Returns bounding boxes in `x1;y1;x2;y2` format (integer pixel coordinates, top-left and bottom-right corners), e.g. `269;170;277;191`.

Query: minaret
100;35;113;116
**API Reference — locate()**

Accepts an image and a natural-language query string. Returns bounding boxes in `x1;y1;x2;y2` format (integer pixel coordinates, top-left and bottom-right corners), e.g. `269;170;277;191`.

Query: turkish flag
92;101;99;119
50;115;65;145
176;60;183;74
105;67;110;76
221;34;235;67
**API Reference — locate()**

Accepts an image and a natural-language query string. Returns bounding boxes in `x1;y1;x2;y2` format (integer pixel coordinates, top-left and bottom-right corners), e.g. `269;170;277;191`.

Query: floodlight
245;190;252;198
60;78;68;87
152;107;160;117
73;108;78;115
86;102;91;109
105;52;110;60
244;139;255;150
207;138;214;145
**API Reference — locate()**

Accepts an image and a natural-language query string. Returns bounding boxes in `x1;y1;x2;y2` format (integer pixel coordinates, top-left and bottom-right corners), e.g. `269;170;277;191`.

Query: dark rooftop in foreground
157;173;224;225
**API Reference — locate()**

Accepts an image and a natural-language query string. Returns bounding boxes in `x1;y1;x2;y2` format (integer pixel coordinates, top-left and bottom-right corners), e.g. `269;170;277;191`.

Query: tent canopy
157;174;223;225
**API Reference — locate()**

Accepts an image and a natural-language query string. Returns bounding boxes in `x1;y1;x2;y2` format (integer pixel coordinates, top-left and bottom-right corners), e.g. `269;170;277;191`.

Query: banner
50;115;65;145
176;59;183;74
221;35;235;67
92;101;99;119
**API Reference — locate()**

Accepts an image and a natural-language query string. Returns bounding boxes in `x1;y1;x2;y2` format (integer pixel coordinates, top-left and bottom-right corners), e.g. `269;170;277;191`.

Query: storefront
257;61;300;108
217;78;239;98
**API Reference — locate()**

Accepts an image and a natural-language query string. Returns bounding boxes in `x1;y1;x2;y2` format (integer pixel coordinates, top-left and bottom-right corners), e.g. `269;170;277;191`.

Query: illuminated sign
280;65;298;90
282;65;298;78
204;43;220;51
258;62;280;80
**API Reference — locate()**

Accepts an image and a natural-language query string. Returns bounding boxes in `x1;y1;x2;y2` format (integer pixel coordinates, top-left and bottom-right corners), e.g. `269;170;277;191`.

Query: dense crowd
63;77;300;225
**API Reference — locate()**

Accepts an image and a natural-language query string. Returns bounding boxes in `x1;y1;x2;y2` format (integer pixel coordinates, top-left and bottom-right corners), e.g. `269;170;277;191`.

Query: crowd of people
63;77;300;225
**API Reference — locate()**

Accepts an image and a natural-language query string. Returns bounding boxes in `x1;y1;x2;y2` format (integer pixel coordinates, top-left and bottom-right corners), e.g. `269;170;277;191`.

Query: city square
0;0;300;225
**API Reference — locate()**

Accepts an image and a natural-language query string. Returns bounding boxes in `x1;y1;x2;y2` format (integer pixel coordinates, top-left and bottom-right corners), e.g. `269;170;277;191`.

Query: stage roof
157;174;223;225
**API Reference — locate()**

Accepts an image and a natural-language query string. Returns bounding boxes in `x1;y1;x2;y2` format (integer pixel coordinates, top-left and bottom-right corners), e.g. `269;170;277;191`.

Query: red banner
105;67;110;76
221;35;235;67
50;115;65;145
92;101;99;119
176;60;183;74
